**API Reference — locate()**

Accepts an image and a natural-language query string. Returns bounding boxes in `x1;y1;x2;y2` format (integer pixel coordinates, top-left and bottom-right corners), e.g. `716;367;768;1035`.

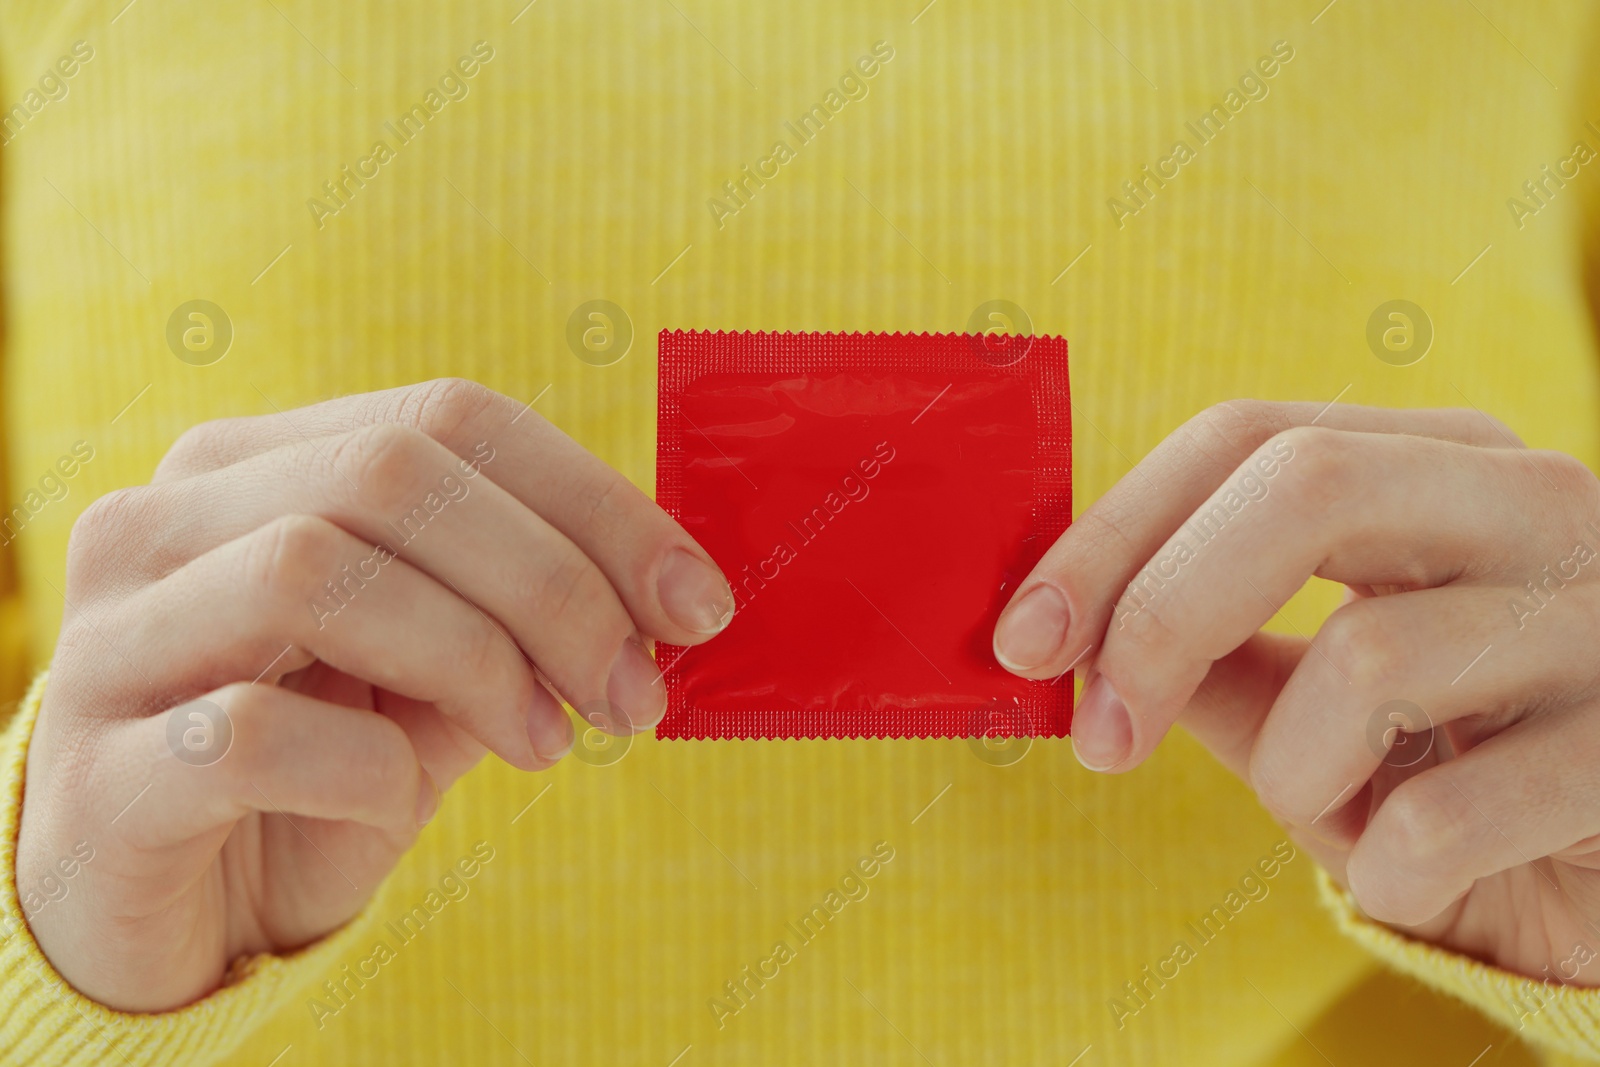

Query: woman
1;1;1598;1063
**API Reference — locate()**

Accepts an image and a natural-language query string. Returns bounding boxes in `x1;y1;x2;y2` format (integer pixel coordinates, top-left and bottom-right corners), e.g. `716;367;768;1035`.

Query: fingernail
1072;675;1132;772
658;548;735;635
527;697;575;763
993;583;1069;671
415;770;441;827
608;636;666;731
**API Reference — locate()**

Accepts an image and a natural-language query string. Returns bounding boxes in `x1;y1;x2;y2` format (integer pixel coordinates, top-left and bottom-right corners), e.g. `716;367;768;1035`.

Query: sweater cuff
0;672;398;1067
1317;865;1600;1062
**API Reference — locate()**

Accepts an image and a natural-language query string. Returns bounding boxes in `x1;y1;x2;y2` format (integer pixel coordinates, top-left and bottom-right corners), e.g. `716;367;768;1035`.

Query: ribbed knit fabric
3;1;1600;1064
1318;869;1600;1066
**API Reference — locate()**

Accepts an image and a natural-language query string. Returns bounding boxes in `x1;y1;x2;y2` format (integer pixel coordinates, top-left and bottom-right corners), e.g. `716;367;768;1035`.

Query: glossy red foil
656;330;1072;740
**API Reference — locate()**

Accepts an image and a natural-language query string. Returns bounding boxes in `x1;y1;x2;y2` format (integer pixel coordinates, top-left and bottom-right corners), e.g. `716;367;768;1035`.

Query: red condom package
655;330;1072;740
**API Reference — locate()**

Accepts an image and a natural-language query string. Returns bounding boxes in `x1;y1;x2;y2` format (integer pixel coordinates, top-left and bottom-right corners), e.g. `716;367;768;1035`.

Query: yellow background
5;0;1600;1062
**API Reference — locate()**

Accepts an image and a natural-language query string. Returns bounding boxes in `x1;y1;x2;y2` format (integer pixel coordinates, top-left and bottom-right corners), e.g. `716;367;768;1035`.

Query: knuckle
203;685;295;801
1193;399;1278;446
1313;604;1399;692
392;377;501;441
582;476;617;524
203;682;270;770
328;423;435;515
243;515;345;602
1073;498;1140;558
65;488;146;590
1373;777;1471;875
155;418;234;480
459;617;522;698
1270;424;1338;475
1107;577;1179;658
1263;426;1348;511
69;488;141;552
525;545;612;630
538;550;597;620
211;680;268;723
578;474;626;533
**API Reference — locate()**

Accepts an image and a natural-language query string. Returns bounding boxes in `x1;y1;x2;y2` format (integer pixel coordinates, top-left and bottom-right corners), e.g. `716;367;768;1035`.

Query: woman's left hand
993;399;1600;985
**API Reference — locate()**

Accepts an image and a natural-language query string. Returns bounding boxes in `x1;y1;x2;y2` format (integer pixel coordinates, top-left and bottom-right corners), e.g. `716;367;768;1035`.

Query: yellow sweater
3;1;1600;1063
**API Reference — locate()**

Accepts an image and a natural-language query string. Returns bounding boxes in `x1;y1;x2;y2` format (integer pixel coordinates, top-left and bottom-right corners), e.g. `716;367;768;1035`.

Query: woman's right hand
15;378;734;1012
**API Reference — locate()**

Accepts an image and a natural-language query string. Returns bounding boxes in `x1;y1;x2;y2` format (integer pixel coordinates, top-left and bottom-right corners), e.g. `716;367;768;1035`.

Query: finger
1248;581;1600;837
1071;430;1584;772
1172;630;1305;780
370;687;490;793
1134;628;1371;873
992;400;1527;680
1345;704;1600;927
84;515;571;769
89;426;665;733
101;682;431;853
22;682;437;1010
272;660;490;793
152;378;735;644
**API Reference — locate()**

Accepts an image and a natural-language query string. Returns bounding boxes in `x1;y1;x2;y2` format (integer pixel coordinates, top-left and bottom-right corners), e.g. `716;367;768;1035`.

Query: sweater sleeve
0;672;397;1066
1317;866;1600;1064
